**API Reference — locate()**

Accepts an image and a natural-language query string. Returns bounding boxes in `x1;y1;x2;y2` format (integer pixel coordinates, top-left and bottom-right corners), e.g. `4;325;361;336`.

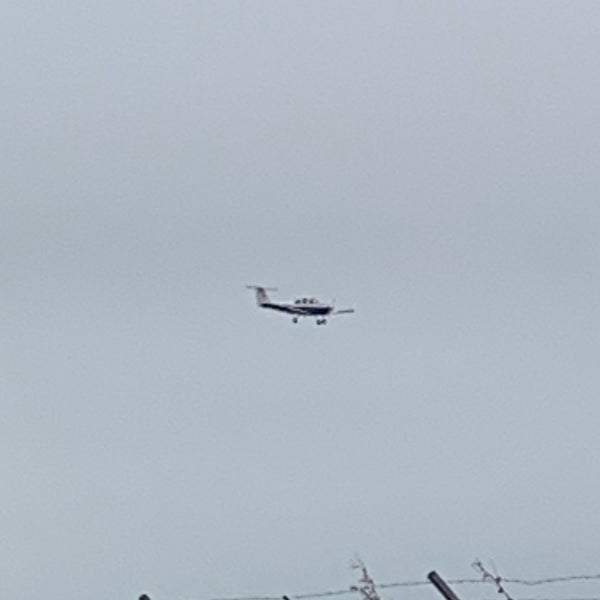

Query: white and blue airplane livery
247;285;355;325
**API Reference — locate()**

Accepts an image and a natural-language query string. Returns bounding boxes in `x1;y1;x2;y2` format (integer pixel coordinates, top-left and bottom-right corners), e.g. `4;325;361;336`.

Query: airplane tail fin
246;285;277;306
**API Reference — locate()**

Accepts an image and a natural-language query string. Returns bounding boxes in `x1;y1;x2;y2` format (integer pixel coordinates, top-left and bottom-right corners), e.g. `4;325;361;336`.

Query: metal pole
427;571;462;600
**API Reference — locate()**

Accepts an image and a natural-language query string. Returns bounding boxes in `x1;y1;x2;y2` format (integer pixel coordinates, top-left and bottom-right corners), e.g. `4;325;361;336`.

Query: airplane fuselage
262;301;332;317
247;286;354;325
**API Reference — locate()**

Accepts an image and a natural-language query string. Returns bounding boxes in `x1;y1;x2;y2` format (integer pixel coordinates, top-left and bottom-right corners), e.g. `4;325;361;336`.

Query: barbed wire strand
494;598;600;600
208;574;600;600
506;578;600;587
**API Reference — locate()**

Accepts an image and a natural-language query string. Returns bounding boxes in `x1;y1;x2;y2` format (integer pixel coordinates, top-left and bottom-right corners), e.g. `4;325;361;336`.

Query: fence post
427;571;462;600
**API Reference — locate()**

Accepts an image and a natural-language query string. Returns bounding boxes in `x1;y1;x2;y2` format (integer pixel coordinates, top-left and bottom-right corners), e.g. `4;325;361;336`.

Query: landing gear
316;318;327;326
292;317;298;324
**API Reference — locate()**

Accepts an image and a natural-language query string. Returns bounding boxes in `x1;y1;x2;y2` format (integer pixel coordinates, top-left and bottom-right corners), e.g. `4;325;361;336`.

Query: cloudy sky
3;2;600;600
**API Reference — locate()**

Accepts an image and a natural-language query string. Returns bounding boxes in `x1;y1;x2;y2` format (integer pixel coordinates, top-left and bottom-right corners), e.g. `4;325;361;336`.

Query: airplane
246;285;355;325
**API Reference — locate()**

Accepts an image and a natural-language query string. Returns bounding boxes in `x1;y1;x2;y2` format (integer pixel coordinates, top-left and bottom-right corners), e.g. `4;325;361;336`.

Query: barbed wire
474;561;514;600
492;598;600;600
505;578;600;587
208;574;600;600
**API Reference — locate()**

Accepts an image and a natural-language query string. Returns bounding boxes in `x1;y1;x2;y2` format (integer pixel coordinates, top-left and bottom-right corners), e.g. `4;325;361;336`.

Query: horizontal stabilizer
246;285;278;291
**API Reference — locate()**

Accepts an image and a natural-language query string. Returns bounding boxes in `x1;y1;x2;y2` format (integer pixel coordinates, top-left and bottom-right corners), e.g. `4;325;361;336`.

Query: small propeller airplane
247;285;355;325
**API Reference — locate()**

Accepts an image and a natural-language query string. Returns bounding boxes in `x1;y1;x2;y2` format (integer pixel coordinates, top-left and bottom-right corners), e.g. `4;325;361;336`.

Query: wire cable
208;573;600;600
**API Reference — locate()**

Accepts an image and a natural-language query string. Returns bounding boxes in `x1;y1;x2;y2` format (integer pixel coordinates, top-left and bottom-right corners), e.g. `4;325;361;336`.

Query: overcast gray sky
3;2;600;600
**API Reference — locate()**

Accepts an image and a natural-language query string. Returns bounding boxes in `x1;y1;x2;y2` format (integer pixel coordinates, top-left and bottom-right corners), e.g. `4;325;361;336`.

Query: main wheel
292;317;298;324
